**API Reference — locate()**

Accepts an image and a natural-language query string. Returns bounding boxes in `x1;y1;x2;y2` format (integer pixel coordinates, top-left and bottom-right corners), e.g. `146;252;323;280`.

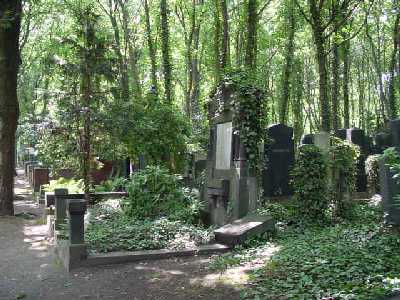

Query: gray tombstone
379;158;400;225
335;129;347;140
374;132;391;154
204;84;261;226
263;124;295;198
347;128;368;192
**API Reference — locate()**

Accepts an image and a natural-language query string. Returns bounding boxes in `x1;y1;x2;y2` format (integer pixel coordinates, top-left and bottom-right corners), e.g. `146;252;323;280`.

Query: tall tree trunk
343;39;350;128
214;0;221;82
144;0;158;93
118;0;143;101
160;0;173;103
279;0;295;125
292;58;304;146
220;0;230;70
245;0;257;69
308;0;331;131
0;0;21;216
107;0;130;103
331;41;340;130
388;10;400;119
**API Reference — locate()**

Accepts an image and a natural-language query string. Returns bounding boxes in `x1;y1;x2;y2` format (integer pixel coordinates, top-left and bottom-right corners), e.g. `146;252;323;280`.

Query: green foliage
42;177;84;193
242;203;400;300
122;166;202;223
123;93;190;172
292;145;329;220
93;177;127;192
218;69;268;177
85;201;213;253
366;154;381;194
329;137;360;218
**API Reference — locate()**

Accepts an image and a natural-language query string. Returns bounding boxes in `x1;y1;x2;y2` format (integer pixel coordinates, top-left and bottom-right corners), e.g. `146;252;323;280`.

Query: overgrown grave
203;71;275;246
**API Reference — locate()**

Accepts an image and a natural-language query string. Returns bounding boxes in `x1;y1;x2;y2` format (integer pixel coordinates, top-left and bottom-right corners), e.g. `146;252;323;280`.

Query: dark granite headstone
300;134;314;145
347;128;368;192
374;132;391;154
263;124;295;197
335;129;347;140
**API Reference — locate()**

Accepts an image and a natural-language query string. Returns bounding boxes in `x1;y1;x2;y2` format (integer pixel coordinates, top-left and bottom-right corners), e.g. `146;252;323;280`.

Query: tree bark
279;0;295;125
0;0;21;216
308;0;331;131
388;10;400;119
220;0;230;70
144;0;158;93
343;39;350;128
331;41;340;130
160;0;173;103
245;0;257;69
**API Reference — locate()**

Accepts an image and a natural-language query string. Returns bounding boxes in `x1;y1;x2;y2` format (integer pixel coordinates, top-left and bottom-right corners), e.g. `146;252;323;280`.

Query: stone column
55;188;69;231
68;199;87;245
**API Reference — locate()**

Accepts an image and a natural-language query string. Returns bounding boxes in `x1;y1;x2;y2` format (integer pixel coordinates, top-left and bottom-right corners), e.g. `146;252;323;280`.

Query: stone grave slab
214;214;275;247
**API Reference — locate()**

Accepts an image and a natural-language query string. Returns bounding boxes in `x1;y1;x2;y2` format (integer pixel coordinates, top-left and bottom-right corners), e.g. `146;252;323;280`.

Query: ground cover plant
85;166;213;253
210;201;400;300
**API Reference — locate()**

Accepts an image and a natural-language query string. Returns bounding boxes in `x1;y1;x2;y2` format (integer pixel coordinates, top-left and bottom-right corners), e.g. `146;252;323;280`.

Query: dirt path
0;170;242;300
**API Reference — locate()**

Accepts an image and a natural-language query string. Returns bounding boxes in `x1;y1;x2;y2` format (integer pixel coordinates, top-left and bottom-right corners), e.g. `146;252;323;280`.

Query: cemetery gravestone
300;134;314;145
347;128;368;192
204;84;261;226
33;167;50;192
263;124;295;198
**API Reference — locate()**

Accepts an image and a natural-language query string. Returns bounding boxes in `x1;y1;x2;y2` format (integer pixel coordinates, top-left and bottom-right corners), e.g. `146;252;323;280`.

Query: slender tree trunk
279;0;295;124
160;0;173;103
332;41;340;130
388;10;400;119
0;0;21;216
343;39;350;128
220;0;230;70
107;0;130;103
214;0;221;82
118;0;143;101
308;1;331;131
245;0;257;69
144;0;158;93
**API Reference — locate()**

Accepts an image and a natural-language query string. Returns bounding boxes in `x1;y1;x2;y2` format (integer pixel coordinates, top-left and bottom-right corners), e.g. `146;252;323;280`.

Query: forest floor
0;170;242;300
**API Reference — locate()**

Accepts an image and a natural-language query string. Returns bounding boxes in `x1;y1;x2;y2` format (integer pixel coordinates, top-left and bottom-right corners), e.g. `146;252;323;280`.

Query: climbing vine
221;69;268;177
292;145;329;219
329;137;360;218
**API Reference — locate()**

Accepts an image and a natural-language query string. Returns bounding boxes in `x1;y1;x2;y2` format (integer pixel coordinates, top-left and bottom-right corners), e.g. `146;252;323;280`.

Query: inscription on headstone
215;122;233;170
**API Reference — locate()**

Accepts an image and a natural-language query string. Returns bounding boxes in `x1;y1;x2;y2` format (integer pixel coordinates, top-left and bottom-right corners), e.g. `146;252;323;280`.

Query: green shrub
292;145;329;219
86;204;213;253
94;177;127;192
122;166;203;223
42;177;84;193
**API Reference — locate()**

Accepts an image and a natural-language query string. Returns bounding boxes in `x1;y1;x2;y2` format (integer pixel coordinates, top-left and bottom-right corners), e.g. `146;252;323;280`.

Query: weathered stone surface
214;214;275;247
379;158;400;225
68;199;87;245
33;168;49;192
314;132;330;153
263;124;295;197
215;122;233;170
347;128;368;192
390;119;400;148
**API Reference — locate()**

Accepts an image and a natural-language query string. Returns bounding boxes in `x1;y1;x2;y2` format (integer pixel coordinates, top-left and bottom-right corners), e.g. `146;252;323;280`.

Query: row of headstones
264;126;375;198
23;161;50;193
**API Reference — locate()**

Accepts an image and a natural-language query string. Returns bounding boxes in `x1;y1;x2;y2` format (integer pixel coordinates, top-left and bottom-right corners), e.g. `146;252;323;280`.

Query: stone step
214;214;275;247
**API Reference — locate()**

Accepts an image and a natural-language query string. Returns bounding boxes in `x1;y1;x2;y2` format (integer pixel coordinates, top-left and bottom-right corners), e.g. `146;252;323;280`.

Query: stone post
55;188;69;231
68;199;87;245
